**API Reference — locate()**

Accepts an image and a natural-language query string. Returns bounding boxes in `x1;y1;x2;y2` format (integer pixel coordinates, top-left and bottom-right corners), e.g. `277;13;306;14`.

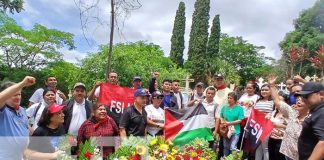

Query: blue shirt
163;94;172;108
0;105;29;160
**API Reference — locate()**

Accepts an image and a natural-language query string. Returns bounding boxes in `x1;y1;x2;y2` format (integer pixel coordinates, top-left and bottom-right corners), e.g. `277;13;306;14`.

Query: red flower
196;149;203;155
193;157;199;160
290;47;299;62
175;155;182;160
186;146;194;151
183;154;190;160
129;154;141;160
84;151;93;159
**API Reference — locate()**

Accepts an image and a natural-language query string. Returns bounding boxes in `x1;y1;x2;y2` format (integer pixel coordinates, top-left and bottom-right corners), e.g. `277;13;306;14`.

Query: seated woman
28;103;65;159
77;103;119;159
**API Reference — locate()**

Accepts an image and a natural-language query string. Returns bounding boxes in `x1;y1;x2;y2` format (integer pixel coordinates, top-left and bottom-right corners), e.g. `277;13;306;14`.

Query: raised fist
21;76;36;87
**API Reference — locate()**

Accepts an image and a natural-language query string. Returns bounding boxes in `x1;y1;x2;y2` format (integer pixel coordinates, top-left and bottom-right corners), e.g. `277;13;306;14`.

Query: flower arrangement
109;136;216;160
78;138;102;160
57;135;75;160
220;151;246;160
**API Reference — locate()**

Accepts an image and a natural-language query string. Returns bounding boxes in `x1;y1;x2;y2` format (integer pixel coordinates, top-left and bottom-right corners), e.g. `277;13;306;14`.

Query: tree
207;14;220;57
0;13;75;70
187;0;210;82
309;45;324;76
42;61;82;95
217;34;270;84
74;0;141;80
206;14;220;78
0;0;23;14
169;1;186;67
80;41;188;88
280;0;324;77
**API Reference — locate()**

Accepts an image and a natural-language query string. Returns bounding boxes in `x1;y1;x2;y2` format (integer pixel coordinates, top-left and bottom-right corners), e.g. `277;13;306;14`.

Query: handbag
217;107;229;138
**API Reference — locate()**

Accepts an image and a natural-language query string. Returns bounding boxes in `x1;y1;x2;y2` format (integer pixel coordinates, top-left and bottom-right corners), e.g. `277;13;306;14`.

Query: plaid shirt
77;117;119;158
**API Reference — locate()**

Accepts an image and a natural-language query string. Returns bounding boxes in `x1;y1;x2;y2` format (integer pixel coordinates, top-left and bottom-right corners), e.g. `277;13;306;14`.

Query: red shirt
77;117;119;158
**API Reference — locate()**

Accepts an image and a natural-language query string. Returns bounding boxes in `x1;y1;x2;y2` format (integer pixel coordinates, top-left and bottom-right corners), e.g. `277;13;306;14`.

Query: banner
165;104;214;145
98;83;136;124
244;107;274;151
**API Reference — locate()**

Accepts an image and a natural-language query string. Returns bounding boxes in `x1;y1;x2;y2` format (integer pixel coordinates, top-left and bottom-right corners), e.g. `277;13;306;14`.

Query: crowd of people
0;71;323;160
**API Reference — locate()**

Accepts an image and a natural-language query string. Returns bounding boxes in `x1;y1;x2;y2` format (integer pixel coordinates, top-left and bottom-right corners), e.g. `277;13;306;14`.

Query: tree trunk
299;62;303;75
106;0;115;81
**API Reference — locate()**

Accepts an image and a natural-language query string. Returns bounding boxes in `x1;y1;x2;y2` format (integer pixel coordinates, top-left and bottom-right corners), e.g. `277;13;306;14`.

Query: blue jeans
223;134;240;156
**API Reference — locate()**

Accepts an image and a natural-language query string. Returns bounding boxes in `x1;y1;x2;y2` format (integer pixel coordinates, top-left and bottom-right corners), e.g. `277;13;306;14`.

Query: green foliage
42;60;82;97
78;138;98;160
218;34;269;84
221;151;246;160
207;14;221;58
279;0;324;77
170;1;186;67
209;58;241;85
187;0;210;82
80;41;188;89
0;64;46;106
0;12;75;70
0;0;23;14
108;146;136;160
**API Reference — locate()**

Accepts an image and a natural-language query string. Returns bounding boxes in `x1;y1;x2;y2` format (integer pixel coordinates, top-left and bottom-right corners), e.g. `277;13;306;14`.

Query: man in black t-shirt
296;82;324;160
119;89;150;137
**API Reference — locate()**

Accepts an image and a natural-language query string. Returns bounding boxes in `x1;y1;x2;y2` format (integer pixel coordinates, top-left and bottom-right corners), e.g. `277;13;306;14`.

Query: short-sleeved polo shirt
220;105;244;135
298;102;324;159
0;105;29;160
119;105;147;136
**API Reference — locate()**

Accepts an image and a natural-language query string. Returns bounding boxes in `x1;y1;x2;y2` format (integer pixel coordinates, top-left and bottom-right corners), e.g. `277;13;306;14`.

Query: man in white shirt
88;72;119;101
209;73;232;160
63;83;92;135
171;80;184;109
28;76;66;106
188;82;205;107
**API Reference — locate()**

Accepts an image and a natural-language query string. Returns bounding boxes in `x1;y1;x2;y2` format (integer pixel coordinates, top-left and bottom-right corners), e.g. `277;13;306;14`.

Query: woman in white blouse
269;77;308;160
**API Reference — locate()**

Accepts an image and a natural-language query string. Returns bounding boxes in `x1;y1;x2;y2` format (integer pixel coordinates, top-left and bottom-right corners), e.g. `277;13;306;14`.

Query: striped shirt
254;100;274;113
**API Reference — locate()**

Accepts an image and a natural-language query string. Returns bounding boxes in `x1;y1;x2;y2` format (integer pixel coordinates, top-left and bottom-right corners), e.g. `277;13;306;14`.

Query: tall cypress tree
187;0;210;82
207;14;221;58
170;2;186;67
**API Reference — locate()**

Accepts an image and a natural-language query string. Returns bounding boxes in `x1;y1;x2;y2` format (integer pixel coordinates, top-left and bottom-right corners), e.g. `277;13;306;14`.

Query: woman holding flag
254;83;275;160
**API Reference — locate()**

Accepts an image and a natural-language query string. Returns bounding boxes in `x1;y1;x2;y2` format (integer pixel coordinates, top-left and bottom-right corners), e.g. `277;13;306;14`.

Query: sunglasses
153;97;163;100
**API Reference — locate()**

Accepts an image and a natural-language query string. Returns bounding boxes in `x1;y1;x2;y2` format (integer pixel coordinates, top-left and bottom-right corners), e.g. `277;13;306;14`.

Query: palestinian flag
165;104;214;145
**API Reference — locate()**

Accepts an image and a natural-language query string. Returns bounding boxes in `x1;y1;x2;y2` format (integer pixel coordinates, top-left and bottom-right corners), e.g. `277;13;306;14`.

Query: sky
11;0;318;63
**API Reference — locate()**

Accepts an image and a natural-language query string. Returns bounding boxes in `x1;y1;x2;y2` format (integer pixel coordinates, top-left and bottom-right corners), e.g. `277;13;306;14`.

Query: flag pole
240;107;253;151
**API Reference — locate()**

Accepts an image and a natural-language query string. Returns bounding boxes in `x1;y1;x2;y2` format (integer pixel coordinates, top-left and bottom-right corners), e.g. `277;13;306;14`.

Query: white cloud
12;0;319;61
61;48;87;64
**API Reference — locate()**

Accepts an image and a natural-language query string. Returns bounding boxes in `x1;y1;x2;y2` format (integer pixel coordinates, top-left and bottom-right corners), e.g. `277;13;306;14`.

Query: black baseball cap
196;82;204;87
214;73;224;79
133;76;141;81
152;91;164;98
295;82;324;96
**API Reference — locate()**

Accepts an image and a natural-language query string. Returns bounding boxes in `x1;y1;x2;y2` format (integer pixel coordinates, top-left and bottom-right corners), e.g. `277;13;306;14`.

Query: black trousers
217;137;224;160
268;138;285;160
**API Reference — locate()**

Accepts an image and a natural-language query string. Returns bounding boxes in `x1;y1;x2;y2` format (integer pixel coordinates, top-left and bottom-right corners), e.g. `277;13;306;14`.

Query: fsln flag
98;83;136;124
244;107;274;151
